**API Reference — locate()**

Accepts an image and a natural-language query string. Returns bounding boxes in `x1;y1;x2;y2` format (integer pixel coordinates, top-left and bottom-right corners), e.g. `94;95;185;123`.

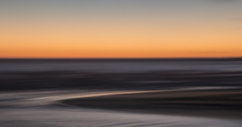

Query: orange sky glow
0;0;241;58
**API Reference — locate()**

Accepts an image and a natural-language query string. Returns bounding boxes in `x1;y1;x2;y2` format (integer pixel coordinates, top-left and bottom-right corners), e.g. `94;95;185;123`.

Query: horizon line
0;57;242;60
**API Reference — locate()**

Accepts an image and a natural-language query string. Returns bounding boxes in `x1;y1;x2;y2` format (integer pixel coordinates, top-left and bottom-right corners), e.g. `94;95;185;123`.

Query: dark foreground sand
61;88;242;120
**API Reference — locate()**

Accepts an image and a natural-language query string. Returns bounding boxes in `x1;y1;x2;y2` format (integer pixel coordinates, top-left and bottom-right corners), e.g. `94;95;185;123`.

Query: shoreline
60;89;242;120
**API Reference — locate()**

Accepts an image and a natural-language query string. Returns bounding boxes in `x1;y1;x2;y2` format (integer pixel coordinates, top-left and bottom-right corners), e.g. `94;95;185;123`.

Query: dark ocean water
0;58;242;90
0;59;242;127
1;58;242;72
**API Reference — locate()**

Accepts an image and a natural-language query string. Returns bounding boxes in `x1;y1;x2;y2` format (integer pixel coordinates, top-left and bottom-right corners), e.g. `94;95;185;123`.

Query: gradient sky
0;0;242;58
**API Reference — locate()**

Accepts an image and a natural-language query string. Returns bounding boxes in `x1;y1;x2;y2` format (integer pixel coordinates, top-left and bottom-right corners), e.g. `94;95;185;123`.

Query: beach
0;89;242;127
0;59;242;126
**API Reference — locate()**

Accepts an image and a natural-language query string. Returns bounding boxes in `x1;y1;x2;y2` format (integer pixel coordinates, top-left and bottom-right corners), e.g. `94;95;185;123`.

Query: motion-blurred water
0;90;242;127
0;59;242;126
1;59;242;72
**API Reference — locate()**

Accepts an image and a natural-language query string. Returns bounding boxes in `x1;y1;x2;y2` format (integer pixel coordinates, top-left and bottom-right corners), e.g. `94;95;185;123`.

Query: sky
0;0;242;58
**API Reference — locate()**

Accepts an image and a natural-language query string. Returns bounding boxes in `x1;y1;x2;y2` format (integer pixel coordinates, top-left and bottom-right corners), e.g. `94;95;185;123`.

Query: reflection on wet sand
61;87;242;120
1;59;242;126
0;89;242;127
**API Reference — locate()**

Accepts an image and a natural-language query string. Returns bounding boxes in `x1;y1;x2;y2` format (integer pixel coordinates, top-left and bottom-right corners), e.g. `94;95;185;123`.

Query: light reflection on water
0;89;242;127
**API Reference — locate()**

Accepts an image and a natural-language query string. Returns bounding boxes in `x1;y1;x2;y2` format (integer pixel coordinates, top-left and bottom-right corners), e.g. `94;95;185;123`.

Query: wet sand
61;88;242;120
1;89;242;127
1;59;242;126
